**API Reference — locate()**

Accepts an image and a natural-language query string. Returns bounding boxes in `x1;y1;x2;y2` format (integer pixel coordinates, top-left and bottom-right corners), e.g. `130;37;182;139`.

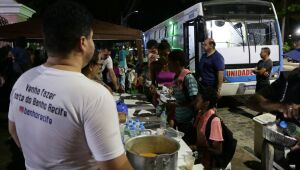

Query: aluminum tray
263;122;297;147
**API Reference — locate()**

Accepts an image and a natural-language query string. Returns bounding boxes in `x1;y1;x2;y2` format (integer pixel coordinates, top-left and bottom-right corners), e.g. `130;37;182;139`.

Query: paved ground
218;96;261;170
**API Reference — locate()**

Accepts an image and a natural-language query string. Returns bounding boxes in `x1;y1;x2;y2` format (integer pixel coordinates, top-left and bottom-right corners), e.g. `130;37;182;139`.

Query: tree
269;0;300;43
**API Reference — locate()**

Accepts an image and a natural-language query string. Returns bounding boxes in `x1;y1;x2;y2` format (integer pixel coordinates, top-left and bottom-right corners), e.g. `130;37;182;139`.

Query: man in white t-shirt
99;47;119;91
8;1;132;170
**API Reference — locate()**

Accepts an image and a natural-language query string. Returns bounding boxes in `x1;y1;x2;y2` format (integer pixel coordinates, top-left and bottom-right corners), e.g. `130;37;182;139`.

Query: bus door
183;16;205;74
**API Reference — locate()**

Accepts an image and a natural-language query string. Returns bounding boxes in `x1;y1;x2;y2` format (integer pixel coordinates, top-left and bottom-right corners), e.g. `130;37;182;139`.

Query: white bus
144;0;283;96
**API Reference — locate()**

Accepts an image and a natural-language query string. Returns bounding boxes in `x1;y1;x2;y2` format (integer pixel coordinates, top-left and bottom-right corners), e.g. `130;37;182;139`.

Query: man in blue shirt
198;38;224;97
119;46;128;89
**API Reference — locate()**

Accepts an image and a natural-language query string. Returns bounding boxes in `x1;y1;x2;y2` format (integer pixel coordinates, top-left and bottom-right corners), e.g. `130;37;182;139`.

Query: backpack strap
205;114;217;147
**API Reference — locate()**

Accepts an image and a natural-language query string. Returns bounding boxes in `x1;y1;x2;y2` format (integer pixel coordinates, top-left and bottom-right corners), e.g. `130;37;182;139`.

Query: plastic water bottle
140;124;149;135
160;110;167;129
136;124;141;136
123;123;130;143
127;119;133;125
279;120;300;136
287;122;300;136
129;125;137;137
136;119;140;127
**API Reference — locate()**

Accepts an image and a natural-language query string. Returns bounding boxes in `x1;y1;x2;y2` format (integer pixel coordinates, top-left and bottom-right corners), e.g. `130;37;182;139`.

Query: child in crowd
192;87;223;170
167;49;198;145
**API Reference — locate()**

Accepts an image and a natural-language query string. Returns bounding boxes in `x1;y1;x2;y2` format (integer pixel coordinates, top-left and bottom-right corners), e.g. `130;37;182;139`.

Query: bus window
165;26;168;37
246;19;278;46
155;30;159;40
160;28;165;39
206;20;247;48
150;32;154;39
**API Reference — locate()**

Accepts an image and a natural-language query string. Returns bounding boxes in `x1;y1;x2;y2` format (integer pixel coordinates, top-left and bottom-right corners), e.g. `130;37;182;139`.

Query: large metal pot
125;135;180;170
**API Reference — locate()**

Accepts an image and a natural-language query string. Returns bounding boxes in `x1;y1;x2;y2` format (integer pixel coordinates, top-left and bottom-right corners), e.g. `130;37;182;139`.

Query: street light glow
296;28;300;35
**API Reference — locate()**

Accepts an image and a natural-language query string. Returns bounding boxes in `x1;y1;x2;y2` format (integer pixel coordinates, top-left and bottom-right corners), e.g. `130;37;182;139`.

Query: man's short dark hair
158;39;171;52
168;49;186;67
199;87;218;109
146;39;158;49
42;1;93;55
262;47;271;55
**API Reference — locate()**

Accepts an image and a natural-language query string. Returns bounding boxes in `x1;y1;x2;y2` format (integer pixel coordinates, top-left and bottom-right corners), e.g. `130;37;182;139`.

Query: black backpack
205;114;237;168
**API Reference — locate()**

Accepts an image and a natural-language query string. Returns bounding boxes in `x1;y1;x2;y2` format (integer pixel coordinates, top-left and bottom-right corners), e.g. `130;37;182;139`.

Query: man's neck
44;53;84;72
263;56;270;61
207;49;216;56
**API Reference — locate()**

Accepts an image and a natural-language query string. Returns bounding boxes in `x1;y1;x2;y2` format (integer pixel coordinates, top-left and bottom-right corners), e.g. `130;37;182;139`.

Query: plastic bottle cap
279;120;288;129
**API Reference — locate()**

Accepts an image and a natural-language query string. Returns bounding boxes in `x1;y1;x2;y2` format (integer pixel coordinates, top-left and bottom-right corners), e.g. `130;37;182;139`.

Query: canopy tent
0;18;143;41
0;18;144;63
284;48;300;62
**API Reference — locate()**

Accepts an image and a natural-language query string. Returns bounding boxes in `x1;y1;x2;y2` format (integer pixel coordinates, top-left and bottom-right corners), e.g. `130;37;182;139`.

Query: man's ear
79;36;87;52
89;64;93;72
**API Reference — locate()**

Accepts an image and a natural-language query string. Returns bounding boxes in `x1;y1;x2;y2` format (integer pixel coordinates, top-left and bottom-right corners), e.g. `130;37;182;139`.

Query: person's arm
97;154;132;170
254;60;272;77
108;68;119;91
106;57;119;91
150;61;157;86
247;93;286;113
217;71;224;96
178;74;198;106
8;121;21;149
214;53;225;97
253;67;267;76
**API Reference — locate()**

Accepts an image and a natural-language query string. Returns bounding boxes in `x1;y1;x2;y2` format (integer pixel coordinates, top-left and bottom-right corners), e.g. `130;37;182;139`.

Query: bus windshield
206;20;247;48
205;18;280;65
206;18;278;48
246;19;278;46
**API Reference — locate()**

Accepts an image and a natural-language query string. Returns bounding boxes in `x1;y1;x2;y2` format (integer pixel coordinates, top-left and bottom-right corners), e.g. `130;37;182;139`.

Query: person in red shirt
191;87;223;169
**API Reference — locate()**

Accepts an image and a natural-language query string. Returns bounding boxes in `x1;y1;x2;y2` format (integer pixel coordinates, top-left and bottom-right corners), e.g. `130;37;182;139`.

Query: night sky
16;0;299;39
17;0;203;31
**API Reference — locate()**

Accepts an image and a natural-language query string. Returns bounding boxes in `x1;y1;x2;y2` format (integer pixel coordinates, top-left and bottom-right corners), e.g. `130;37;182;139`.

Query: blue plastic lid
279;120;288;129
130;125;136;130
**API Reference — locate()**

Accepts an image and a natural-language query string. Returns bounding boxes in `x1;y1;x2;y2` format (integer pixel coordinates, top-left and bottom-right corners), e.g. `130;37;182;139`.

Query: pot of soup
125;135;180;170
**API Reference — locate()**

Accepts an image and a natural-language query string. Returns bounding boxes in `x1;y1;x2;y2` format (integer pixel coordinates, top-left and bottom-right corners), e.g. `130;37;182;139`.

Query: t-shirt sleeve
185;74;198;97
83;88;124;161
8;83;19;122
266;60;273;71
209;117;223;141
214;53;225;71
262;59;273;72
106;57;113;69
8;90;16;122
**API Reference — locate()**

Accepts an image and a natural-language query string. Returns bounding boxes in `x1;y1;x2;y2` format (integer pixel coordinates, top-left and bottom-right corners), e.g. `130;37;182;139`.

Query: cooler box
253;113;276;158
